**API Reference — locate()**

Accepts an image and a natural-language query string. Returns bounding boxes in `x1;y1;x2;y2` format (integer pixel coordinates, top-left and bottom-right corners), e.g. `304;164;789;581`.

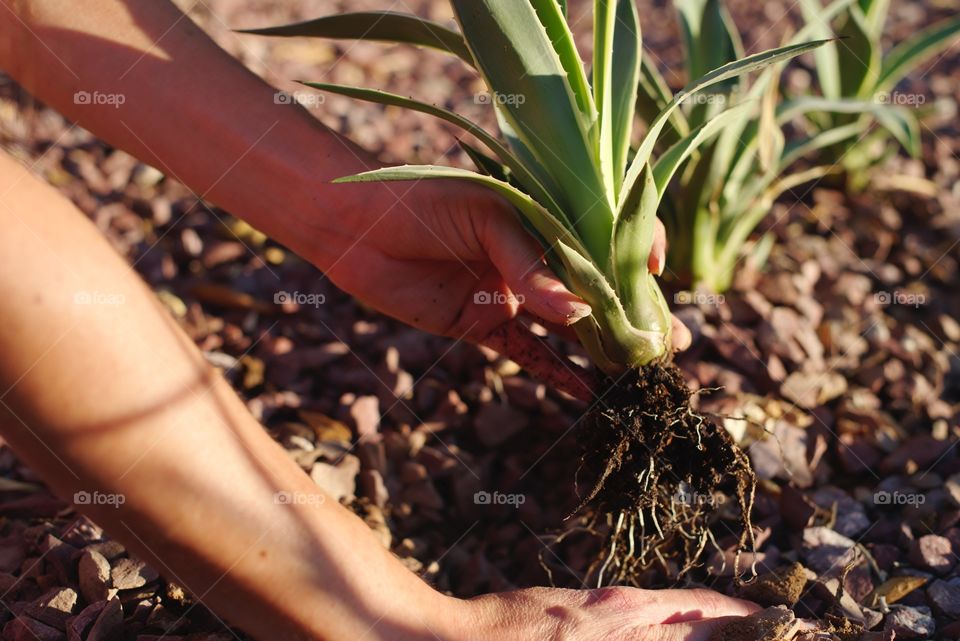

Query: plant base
573;362;756;585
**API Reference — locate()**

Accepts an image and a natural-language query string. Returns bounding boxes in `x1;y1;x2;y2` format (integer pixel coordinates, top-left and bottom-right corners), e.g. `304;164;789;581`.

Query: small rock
928;578;960;619
25;587;77;630
86;598;123;641
86;541;125;561
473;402;529;447
110;557;159;591
811;486;871;537
908;535;955;575
3;617;63;641
310;454;361;503
78;549;112;603
708;605;801;641
349;396;381;440
884;605;935;638
802;527;857;574
739;563;808;607
164;582;191;606
359;470;389;508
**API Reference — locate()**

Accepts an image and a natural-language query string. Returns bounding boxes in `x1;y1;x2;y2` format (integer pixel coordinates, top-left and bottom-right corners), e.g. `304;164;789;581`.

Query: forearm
0;0;380;267
0;153;458;641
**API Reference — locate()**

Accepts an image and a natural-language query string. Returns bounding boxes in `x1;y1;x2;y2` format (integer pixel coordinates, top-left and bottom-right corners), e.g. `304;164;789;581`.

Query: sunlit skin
0;2;742;640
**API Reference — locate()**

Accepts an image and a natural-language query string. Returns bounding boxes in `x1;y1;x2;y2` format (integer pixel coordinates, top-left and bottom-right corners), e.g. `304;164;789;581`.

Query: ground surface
0;0;959;639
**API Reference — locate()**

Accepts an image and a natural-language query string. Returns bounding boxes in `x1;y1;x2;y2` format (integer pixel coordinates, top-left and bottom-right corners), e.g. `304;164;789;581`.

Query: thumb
477;212;591;326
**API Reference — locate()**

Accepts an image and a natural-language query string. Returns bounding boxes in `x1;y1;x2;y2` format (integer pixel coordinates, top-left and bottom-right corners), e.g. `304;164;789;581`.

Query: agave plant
797;0;960;189
244;1;827;374
642;0;935;292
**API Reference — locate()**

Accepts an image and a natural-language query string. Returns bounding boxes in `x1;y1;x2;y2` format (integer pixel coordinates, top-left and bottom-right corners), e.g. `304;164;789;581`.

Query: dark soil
574;362;757;583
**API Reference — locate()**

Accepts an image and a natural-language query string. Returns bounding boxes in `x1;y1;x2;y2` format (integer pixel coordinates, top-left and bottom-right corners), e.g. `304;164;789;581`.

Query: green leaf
238;12;473;62
780;96;920;155
676;0;743;86
554;240;668;369
878;14;960;92
858;0;890;39
333;165;587;257
458;140;509;181
652;102;752;194
619;38;832;214
530;0;595;120
836;7;881;98
636;57;690;144
611;164;663;332
451;0;613;264
298;82;571;223
595;0;642;195
799;0;841;99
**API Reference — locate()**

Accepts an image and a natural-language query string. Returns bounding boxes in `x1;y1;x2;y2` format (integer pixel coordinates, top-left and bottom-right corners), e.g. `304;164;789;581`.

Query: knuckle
584;586;637;612
686;588;731;615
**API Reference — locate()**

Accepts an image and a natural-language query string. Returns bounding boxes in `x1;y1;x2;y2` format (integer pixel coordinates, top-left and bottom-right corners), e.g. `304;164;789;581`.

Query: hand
454;586;760;641
311;178;693;396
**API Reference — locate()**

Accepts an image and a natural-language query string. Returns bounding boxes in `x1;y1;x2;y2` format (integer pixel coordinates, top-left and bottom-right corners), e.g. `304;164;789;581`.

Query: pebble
473;402;529;447
78;550;112;603
908;535;955;575
110;558;159;591
884;605;936;638
310;454;361;503
928;578;960;619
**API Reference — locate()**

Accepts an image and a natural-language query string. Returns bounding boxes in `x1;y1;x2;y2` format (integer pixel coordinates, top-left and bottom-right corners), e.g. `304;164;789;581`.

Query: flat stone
3;617;63;641
110;557;159;590
349;395;381;440
86;598;123;641
884;605;935;638
929;578;960;619
473;402;529;447
310;454;360;503
78;549;112;603
908;535;955;575
25;587;77;630
802;527;857;574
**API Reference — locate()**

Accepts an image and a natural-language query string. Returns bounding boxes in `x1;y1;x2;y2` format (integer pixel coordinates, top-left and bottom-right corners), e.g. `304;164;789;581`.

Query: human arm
0;0;689;403
0;149;750;641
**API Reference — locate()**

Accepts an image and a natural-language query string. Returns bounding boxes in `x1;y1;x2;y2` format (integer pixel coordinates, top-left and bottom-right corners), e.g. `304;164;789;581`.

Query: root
572;363;758;586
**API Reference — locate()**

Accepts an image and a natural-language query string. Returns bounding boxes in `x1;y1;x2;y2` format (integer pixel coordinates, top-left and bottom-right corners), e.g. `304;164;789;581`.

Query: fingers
648;219;667;277
480;321;600;402
634;616;742;641
477;212;591;327
653;589;761;623
671;315;693;352
586;587;759;628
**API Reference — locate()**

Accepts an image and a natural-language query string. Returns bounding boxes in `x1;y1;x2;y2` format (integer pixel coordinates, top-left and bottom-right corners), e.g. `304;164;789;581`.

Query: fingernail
652;252;665;277
555;300;592;325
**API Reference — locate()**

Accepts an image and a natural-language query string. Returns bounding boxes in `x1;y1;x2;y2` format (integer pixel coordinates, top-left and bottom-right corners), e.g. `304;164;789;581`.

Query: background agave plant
641;0;957;293
245;0;827;374
797;0;960;190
